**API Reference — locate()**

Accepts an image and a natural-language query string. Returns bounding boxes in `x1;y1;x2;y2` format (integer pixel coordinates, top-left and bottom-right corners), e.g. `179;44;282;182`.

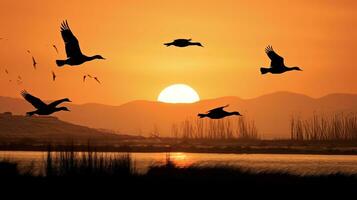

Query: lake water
1;151;357;175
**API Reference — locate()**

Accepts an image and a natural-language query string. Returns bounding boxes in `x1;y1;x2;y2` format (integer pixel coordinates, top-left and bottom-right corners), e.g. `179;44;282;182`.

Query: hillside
0;112;133;144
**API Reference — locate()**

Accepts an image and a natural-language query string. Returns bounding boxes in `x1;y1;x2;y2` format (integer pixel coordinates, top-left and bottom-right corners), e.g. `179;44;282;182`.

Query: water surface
1;151;357;175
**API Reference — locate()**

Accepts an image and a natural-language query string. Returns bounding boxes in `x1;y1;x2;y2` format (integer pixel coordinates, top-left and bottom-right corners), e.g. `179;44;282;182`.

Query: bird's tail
198;113;207;118
56;60;66;67
260;67;270;75
164;43;172;47
26;111;36;117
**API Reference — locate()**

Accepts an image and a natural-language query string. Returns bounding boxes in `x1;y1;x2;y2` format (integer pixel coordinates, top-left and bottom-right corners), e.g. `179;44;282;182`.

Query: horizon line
1;90;357;107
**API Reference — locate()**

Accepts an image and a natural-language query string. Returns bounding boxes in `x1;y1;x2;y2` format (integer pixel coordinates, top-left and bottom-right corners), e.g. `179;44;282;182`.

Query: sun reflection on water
165;152;192;167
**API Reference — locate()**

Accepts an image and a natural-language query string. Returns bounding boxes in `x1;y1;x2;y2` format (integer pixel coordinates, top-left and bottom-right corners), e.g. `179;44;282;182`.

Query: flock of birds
1;20;303;119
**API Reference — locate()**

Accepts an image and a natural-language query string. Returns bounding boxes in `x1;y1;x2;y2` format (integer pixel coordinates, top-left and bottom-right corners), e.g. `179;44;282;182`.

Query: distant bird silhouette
27;50;31;54
83;74;101;84
260;46;302;74
21;90;71;116
5;69;8;74
32;56;37;69
164;39;203;47
56;20;105;67
52;45;59;54
52;71;56;81
198;105;242;119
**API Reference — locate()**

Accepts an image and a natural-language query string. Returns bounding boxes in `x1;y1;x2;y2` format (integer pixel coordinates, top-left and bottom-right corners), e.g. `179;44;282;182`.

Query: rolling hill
0;112;135;144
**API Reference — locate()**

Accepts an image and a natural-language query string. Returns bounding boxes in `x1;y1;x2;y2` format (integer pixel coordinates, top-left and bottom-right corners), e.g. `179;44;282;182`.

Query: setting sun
157;84;200;103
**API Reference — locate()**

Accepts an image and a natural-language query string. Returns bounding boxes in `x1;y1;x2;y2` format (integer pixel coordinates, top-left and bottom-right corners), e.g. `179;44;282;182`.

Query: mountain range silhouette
1;91;357;139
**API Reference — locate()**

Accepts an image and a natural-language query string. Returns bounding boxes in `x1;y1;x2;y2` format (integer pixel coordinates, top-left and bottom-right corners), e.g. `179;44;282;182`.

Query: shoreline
1;146;357;155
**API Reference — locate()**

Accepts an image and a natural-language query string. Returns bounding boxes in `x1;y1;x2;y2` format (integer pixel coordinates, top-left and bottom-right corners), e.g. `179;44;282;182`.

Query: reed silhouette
21;90;71;116
1;149;357;195
198;105;242;119
171;117;258;140
56;20;105;67
164;39;203;47
260;45;302;74
291;112;357;141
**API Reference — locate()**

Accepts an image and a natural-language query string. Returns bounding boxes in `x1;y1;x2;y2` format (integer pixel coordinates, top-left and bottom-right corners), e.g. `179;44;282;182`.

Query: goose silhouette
164;39;203;47
21;90;71;116
56;20;105;67
260;46;302;74
198;105;242;119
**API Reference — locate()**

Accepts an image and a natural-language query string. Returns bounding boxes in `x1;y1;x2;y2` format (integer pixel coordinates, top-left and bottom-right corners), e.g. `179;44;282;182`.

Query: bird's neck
227;112;235;116
190;42;201;46
286;66;298;71
54;107;65;111
87;56;98;61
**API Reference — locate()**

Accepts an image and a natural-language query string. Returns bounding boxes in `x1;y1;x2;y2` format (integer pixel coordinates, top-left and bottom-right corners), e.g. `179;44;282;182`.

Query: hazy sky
0;0;356;105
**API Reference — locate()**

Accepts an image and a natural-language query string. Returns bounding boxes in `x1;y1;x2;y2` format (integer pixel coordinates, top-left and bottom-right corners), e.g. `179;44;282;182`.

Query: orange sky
0;0;356;105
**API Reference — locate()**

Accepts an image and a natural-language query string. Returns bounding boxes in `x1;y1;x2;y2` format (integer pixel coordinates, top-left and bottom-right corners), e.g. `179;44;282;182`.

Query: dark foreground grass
1;151;357;196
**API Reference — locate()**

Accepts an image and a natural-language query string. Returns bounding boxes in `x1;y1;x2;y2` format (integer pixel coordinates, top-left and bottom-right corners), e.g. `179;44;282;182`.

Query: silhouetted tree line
171;117;259;140
291;112;357;141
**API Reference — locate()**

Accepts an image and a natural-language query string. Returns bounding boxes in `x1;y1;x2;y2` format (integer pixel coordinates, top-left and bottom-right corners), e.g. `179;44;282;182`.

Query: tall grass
171;117;259;140
291;112;357;141
45;147;136;177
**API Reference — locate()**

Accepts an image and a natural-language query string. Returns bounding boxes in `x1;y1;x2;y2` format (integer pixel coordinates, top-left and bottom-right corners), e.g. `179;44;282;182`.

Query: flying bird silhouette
164;39;203;47
52;45;59;54
260;46;302;74
21;90;71;116
52;71;56;81
56;20;105;67
32;56;37;69
83;75;87;82
198;105;242;119
5;69;8;74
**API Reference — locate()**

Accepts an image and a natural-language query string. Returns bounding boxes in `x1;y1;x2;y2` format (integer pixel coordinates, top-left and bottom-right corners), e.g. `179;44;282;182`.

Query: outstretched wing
265;46;284;68
60;20;83;58
94;77;101;84
32;56;37;69
207;104;229;113
52;71;56;81
21;90;47;109
48;99;68;108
